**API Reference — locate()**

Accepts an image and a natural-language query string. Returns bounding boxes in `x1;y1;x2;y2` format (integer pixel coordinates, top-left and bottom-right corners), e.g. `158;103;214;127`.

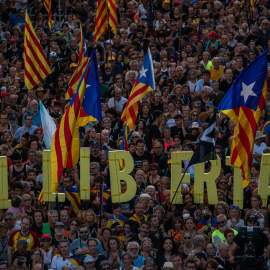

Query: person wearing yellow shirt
209;57;225;81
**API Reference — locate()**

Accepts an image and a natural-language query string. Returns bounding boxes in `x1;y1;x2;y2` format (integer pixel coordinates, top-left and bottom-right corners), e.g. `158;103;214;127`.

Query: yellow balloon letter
80;147;90;200
0;156;11;209
258;154;270;207
226;156;243;208
171;151;193;204
109;151;136;203
193;158;220;204
43;150;65;202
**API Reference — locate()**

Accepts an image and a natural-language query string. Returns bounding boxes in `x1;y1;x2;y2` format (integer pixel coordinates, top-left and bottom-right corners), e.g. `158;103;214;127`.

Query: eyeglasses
184;236;191;239
192;114;198;117
219;181;227;184
24;199;31;202
42;239;51;242
2;82;8;84
229;205;239;210
4;218;12;222
129;248;139;251
80;230;88;234
217;220;226;225
70;223;78;226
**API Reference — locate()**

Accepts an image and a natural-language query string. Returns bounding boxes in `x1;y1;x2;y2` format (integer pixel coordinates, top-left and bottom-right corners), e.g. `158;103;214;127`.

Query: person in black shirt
132;139;152;170
171;115;185;141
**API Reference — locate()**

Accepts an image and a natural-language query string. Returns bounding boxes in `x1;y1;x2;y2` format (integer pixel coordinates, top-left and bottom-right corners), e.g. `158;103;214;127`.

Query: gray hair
3;211;14;218
59;239;71;246
217;214;227;221
145;185;155;192
48;210;58;217
139;193;151;200
127;241;140;251
193;235;205;247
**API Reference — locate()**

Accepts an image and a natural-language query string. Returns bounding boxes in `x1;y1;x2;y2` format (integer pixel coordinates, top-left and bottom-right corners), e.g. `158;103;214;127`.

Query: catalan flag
250;0;255;10
134;10;140;24
66;25;89;102
120;123;128;151
55;253;79;266
108;0;117;35
121;48;155;130
218;50;268;188
44;0;52;28
51;49;101;192
24;11;52;90
259;119;270;134
63;186;80;215
94;0;108;41
78;24;88;63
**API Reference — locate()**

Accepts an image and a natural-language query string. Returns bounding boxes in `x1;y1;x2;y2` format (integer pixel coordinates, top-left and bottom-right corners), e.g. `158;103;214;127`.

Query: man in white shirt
253;131;267;163
108;87;127;113
51;239;79;270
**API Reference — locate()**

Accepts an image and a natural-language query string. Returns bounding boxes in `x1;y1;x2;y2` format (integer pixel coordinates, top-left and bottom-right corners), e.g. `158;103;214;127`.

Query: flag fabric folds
78;24;88;63
134;10;140;24
108;0;117;35
259;120;270;134
24;11;52;90
51;49;102;192
94;0;108;41
63;186;81;215
44;0;52;28
217;50;268;188
120;124;128;151
39;101;56;150
66;25;89;101
250;0;255;10
121;48;155;130
188;114;217;168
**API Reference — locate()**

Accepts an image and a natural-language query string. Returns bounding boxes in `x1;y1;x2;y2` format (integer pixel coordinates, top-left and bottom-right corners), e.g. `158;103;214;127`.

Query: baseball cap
1;92;8;98
54;100;62;106
246;214;258;223
105;39;113;45
41;234;51;240
8;114;16;120
207;31;218;37
191;122;199;129
141;15;147;19
10;38;16;43
54;222;65;227
205;101;213;107
49;51;57;58
83;256;94;263
91;141;99;147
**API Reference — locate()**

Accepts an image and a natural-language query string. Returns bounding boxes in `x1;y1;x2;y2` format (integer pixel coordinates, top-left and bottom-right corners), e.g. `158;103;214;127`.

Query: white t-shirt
253;142;267;163
51;253;77;270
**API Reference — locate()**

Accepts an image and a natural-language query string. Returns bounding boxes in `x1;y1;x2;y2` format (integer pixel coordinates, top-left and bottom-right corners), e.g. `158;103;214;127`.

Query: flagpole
170;165;188;204
151;137;155;185
99;124;102;224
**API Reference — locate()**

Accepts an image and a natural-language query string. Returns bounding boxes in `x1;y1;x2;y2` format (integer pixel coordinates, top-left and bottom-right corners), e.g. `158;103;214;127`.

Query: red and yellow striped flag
44;0;52;28
108;0;117;35
217;50;268;188
121;49;155;130
250;0;255;10
24;11;52;90
94;0;108;41
65;24;89;102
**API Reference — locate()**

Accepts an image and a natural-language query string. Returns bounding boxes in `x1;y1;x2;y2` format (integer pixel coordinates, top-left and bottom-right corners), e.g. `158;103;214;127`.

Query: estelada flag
218;50;268;188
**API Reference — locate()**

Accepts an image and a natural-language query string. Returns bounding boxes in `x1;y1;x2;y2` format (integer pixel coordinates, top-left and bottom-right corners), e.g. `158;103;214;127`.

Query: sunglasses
132;136;139;138
42;239;51;242
80;230;88;234
229;205;239;210
24;199;31;202
4;218;12;222
184;236;191;239
70;223;78;226
218;220;226;225
219;181;227;184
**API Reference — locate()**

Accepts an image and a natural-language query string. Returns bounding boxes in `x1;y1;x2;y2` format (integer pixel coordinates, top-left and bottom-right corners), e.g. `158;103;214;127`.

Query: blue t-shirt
9;15;25;27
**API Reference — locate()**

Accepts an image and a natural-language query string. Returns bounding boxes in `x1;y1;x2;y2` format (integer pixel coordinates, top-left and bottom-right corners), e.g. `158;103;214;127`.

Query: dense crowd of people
1;0;270;269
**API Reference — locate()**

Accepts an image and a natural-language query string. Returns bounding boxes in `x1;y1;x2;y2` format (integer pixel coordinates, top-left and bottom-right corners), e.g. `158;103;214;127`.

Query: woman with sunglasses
40;235;57;269
22;194;34;217
182;231;194;261
216;177;228;195
227;206;244;232
67;218;79;243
